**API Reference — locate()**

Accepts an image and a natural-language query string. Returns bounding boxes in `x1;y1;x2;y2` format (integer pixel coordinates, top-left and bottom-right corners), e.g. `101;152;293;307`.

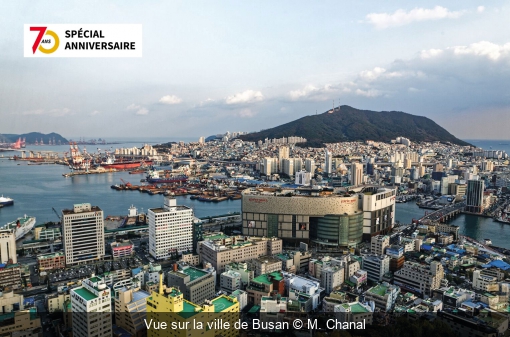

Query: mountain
1;132;68;144
239;105;470;147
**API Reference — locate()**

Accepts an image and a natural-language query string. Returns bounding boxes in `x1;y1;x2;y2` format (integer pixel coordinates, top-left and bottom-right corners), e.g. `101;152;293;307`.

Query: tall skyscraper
261;157;277;176
0;230;16;264
149;197;194;260
351;162;363;186
70;276;112;337
62;203;105;266
305;159;315;173
198;136;205;144
278;146;289;171
466;180;484;213
282;158;294;177
324;149;332;175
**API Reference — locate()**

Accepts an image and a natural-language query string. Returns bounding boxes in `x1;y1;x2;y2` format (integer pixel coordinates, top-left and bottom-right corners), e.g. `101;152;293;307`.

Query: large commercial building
0;230;16;264
62;203;105;266
242;186;395;247
199;234;282;272
70;276;112;337
324;149;333;175
466;180;485;213
393;261;444;296
38;252;66;271
149;197;194;260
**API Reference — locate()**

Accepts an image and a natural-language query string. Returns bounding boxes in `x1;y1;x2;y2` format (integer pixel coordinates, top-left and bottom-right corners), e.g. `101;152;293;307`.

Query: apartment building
220;270;242;293
114;286;150;337
364;282;400;311
362;255;390;282
371;235;389;255
248;256;282;277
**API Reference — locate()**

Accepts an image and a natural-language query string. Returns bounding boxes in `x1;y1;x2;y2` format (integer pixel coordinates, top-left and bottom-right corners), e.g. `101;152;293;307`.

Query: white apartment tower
0;230;16;264
62;203;105;266
324;149;333;175
70;276;112;337
149;197;194;260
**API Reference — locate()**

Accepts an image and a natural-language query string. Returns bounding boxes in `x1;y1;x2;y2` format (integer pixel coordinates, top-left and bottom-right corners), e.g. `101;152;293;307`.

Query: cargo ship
100;155;153;170
146;170;188;184
1;215;36;240
0;196;14;206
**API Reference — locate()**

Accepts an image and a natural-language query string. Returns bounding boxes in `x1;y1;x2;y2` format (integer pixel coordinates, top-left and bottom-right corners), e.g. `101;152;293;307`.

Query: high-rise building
62;203;105;266
324;149;332;175
351;162;363;186
198;136;205;144
71;276;112;337
281;158;294;176
466;180;484;213
278;146;289;171
149;197;194;260
371;235;389;255
0;230;16;264
167;265;216;305
261;157;277;176
293;158;303;172
362;254;390;282
305;159;315;173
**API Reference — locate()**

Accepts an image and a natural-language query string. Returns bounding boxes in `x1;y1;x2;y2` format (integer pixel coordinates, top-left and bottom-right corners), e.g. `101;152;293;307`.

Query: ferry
0;196;13;206
483;239;492;246
1;215;36;240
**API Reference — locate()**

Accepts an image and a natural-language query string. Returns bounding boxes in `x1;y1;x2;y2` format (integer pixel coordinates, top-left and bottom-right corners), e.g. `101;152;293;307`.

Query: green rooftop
212;296;237;312
204;233;230;241
179;301;201;319
180;267;208;282
89;276;101;283
74;287;97;301
252;271;282;285
248;305;260;313
368;284;388;297
167;288;182;298
351;303;368;313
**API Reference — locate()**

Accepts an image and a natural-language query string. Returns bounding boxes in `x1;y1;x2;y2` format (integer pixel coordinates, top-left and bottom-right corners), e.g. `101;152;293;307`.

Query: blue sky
1;1;510;140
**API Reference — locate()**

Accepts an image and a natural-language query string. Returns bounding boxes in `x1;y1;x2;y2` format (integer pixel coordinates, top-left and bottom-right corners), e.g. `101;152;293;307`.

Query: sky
1;1;510;141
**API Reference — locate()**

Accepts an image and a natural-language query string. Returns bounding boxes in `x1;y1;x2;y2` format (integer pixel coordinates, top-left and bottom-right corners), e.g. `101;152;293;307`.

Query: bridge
418;202;465;223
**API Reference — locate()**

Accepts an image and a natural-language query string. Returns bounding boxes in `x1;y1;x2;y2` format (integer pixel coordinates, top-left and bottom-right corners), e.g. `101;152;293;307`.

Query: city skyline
1;1;510;139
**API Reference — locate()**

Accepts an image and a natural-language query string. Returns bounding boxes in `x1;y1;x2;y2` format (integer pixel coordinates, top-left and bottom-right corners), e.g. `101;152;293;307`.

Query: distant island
0;132;68;145
239;105;470;147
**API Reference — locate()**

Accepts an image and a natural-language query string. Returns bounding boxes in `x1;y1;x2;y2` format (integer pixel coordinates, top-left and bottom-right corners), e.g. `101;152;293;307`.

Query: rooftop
351;303;368;313
212;296;237;312
252;271;283;285
368;284;388;297
179;267;208;282
37;252;65;260
74;287;97;301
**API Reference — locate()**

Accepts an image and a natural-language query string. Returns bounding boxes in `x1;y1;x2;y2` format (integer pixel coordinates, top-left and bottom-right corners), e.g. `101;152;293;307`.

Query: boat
1;215;36;240
146;170;188;184
100;156;153;170
0;196;14;206
483;239;492;245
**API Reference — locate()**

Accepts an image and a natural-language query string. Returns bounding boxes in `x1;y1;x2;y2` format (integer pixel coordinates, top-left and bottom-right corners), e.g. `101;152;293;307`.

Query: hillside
239;105;469;147
1;132;68;144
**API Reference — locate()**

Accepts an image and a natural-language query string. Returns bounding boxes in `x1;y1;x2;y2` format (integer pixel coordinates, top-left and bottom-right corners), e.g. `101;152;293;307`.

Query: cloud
477;6;485;13
225;90;264;105
135;108;149;115
127;103;149;115
288;84;339;101
355;88;381;97
159;95;182;105
237;108;257;118
90;110;100;116
451;41;510;61
21;108;71;116
366;6;464;29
